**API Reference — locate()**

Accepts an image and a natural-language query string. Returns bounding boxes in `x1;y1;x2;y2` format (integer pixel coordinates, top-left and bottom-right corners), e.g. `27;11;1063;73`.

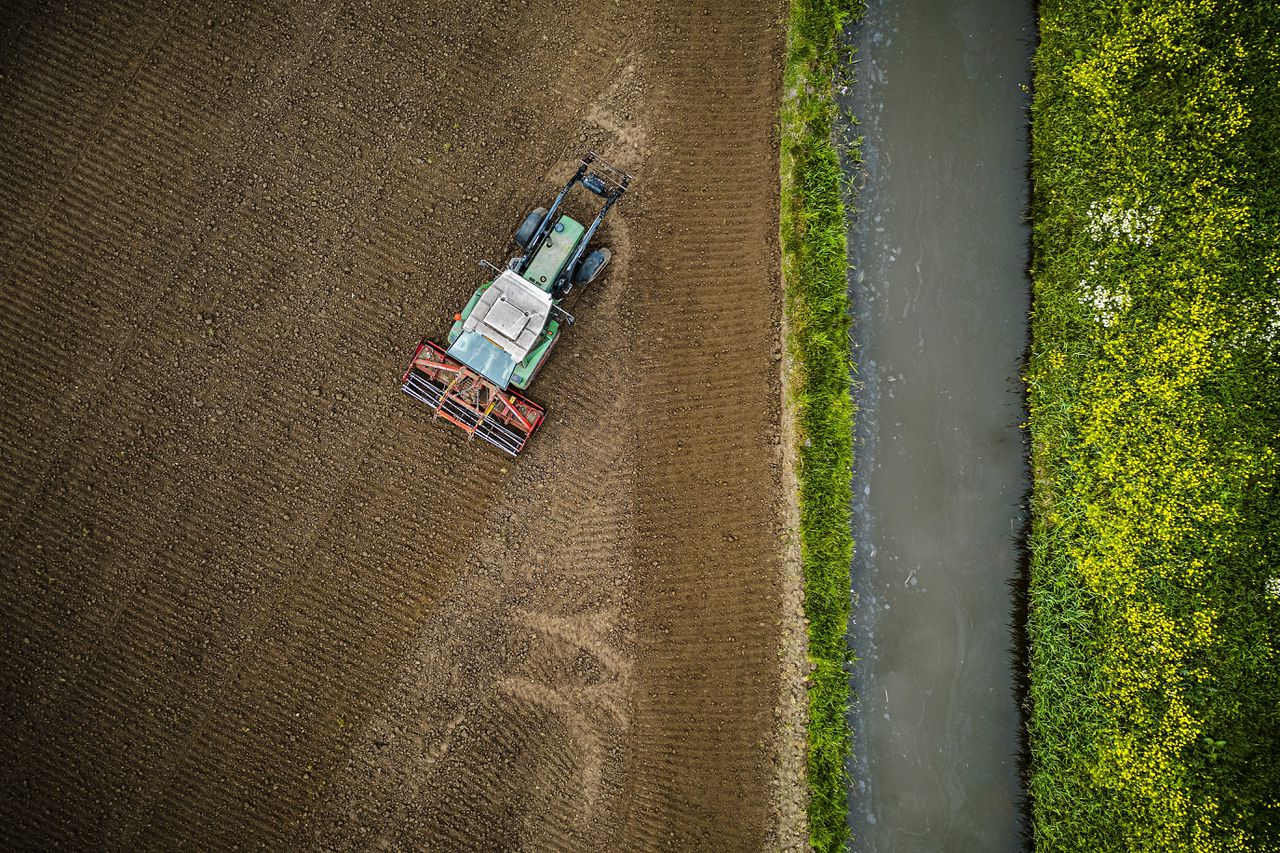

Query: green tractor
401;153;631;456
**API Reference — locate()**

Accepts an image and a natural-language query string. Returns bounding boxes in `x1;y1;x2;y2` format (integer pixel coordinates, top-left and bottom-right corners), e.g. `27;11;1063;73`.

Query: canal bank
839;0;1033;849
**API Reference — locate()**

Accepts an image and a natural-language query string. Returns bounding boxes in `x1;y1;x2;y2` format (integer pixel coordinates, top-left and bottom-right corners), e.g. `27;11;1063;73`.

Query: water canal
839;0;1034;849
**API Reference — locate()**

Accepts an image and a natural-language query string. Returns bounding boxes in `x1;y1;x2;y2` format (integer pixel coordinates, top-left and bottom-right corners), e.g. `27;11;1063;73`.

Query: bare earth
0;0;805;848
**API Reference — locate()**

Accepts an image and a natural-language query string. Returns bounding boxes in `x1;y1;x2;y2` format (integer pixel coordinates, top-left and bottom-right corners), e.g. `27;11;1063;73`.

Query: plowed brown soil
0;0;801;848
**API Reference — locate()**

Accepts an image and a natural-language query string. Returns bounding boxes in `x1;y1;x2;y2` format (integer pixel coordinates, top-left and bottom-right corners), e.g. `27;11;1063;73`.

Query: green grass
780;0;862;850
1027;0;1280;849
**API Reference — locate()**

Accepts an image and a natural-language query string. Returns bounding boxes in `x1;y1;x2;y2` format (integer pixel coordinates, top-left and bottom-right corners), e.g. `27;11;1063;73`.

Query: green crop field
780;0;861;849
1026;0;1280;849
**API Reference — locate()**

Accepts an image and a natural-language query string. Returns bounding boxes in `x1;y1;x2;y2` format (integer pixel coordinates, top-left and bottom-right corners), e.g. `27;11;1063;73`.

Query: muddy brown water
840;0;1033;850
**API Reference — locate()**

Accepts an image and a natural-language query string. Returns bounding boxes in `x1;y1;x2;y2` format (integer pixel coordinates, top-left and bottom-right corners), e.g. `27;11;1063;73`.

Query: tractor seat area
485;297;531;339
462;269;552;362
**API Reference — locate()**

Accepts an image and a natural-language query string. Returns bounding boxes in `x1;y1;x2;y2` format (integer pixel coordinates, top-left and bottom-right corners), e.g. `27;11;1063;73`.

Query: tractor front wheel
574;248;612;286
514;207;548;249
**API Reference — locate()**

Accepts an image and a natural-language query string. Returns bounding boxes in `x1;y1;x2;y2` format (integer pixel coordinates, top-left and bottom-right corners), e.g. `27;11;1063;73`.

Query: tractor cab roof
446;269;553;388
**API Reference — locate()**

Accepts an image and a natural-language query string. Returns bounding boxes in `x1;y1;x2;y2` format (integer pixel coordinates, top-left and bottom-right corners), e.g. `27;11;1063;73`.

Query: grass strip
1027;0;1280;849
780;0;862;849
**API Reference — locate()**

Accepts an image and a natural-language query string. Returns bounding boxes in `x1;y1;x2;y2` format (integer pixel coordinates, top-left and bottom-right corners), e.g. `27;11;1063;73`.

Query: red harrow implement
401;341;546;457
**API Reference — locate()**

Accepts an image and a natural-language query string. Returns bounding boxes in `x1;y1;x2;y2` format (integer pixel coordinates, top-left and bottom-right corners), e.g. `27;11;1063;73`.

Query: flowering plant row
1027;0;1279;849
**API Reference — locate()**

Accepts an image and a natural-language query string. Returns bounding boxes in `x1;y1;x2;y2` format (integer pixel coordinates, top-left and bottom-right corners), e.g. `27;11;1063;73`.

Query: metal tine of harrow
403;371;527;456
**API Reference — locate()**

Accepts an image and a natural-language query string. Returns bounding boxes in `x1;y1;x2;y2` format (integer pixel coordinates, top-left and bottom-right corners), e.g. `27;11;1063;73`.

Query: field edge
779;0;862;849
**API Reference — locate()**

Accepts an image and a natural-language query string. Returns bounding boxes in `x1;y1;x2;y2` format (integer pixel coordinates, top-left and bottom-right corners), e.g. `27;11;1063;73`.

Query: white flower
1077;280;1131;328
1085;198;1161;247
1263;296;1280;344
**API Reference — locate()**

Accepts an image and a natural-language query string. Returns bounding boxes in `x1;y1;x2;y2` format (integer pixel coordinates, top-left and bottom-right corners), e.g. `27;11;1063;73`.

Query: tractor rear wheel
574;248;612;286
514;207;548;249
